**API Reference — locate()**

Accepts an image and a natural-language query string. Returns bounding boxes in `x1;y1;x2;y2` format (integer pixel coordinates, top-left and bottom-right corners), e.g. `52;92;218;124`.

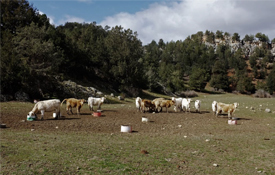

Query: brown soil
0;104;229;134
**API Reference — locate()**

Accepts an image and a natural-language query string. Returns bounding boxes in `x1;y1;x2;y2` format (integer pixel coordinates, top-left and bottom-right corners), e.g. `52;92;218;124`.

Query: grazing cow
135;97;142;112
88;97;105;111
172;97;183;112
61;98;85;115
182;98;192;113
212;101;217;116
152;98;165;112
141;99;155;113
216;102;239;119
194;100;201;113
28;99;61;120
154;100;175;113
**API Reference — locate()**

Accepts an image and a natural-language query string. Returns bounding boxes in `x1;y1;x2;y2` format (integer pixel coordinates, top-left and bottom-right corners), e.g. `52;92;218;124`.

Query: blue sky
29;0;275;45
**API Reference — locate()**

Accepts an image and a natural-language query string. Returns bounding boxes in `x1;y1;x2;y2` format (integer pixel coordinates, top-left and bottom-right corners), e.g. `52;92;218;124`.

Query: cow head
80;99;85;105
28;111;37;118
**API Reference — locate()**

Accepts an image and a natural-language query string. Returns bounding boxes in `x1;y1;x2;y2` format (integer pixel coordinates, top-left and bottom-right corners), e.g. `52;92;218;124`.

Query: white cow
194;100;201;113
88;97;105;111
212;101;217;116
182;98;192;113
28;99;61;120
172;97;183;112
135;97;142;112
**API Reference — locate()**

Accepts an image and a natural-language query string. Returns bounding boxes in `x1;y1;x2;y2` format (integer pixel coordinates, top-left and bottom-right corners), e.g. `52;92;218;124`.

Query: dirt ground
0;103;251;135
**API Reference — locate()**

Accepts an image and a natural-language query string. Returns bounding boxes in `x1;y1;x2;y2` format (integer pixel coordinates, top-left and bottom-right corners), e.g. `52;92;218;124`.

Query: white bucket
121;125;132;133
142;117;149;123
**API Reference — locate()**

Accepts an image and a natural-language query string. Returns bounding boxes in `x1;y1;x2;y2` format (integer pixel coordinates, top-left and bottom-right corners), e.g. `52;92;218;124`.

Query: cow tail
61;99;67;109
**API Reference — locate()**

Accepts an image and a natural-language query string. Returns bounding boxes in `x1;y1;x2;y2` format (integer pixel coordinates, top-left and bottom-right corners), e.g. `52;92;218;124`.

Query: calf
61;98;85;115
216;102;239;119
141;99;155;113
194;100;201;113
28;99;61;120
135;97;142;112
182;98;192;113
88;97;105;111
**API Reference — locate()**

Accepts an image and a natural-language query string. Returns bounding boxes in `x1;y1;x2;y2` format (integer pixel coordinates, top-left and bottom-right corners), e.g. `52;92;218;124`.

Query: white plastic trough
142;117;149;123
121;125;132;133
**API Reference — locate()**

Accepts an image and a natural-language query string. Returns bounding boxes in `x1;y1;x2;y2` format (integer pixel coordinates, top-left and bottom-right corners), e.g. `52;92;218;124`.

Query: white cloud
100;0;275;45
58;15;85;25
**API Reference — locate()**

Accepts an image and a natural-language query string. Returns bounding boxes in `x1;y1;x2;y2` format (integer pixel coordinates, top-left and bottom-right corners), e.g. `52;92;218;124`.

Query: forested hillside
1;0;275;101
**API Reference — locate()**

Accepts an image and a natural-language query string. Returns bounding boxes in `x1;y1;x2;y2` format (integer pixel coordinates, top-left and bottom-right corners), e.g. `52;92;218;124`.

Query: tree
255;32;269;42
215;30;223;39
243;34;254;42
232;33;240;42
189;67;208;91
104;26;144;90
210;60;230;91
266;66;275;95
236;74;255;93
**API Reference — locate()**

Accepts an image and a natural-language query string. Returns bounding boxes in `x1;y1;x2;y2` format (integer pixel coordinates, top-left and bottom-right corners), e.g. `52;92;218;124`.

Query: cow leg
69;107;73;115
216;111;219;117
77;108;80;116
41;110;45;120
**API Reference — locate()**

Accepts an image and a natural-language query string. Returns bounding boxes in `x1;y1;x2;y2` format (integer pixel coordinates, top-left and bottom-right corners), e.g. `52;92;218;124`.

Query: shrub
253;89;272;98
178;90;198;98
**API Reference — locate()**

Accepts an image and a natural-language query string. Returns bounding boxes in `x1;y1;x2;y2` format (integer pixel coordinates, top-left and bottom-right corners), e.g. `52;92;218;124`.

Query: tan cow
61;98;85;115
216;102;239;119
152;98;165;112
153;99;175;113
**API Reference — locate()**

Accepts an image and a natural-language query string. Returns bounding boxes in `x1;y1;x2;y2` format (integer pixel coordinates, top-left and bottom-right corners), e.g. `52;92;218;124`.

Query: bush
178;90;198;98
253;89;272;98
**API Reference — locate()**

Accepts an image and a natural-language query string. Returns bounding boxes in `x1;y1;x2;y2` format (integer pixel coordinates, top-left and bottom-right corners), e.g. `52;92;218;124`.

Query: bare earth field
1;94;275;174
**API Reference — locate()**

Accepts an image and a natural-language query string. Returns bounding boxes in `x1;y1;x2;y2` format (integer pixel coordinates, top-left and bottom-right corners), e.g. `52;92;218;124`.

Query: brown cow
61;98;85;115
141;99;155;113
153;99;175;113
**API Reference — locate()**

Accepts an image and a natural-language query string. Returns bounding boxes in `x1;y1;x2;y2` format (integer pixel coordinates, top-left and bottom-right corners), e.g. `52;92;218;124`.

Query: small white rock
31;129;35;131
213;163;218;167
178;125;182;128
184;136;187;138
205;139;210;142
265;108;271;113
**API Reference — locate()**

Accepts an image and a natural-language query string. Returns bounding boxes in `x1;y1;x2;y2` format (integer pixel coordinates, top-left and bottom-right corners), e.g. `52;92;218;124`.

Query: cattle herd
136;97;239;118
27;96;239;120
27;97;105;120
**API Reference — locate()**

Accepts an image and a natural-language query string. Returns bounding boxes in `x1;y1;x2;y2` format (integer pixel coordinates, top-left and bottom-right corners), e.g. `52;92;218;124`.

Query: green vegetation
1;0;275;100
